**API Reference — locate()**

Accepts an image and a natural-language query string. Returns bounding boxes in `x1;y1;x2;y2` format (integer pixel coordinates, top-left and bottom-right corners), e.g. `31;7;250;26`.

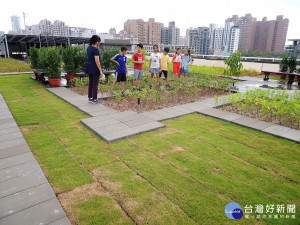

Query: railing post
5;35;9;58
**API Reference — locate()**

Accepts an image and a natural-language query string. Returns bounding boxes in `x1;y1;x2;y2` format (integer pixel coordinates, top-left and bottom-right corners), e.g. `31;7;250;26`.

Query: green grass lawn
0;58;32;73
0;74;299;225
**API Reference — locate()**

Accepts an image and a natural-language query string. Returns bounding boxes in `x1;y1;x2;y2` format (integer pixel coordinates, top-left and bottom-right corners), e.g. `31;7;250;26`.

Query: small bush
101;48;120;71
28;47;40;69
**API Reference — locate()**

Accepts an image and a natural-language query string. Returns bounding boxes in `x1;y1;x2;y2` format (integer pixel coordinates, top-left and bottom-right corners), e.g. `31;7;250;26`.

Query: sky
0;0;299;43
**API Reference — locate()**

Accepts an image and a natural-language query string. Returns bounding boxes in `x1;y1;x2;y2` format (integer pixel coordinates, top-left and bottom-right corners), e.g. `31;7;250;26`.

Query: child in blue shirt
181;49;194;78
111;46;128;94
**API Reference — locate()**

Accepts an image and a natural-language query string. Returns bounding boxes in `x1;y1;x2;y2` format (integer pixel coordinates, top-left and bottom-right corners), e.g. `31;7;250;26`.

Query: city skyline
0;0;299;41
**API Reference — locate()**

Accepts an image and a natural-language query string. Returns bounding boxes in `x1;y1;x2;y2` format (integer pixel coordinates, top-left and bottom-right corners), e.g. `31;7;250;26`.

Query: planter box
280;74;286;79
65;74;78;82
48;78;61;87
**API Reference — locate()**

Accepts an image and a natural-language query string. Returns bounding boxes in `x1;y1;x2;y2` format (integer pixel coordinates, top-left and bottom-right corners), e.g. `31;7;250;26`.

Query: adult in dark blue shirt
84;35;103;104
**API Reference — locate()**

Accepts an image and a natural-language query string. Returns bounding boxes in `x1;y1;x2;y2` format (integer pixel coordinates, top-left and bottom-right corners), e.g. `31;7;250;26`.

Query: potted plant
279;55;289;79
297;66;300;81
37;47;49;82
62;46;77;82
46;47;62;87
28;47;40;79
74;47;87;73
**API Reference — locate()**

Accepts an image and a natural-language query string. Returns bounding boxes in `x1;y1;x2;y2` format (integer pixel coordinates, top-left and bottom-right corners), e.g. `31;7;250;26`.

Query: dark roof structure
0;34;132;59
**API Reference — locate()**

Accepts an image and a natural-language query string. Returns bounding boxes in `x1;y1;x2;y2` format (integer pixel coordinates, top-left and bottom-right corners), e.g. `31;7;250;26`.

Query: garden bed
217;89;300;130
70;72;234;112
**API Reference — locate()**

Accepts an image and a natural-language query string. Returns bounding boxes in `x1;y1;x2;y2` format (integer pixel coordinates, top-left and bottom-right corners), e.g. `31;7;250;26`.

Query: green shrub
74;47;87;72
101;48;120;71
45;47;61;78
280;54;297;73
39;47;49;71
225;50;243;76
62;47;76;74
28;47;40;69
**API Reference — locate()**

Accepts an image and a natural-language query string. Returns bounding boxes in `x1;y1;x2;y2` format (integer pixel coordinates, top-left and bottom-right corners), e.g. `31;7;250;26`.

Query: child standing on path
111;46;128;95
159;47;170;85
181;49;194;78
132;43;145;90
172;48;182;78
149;45;161;86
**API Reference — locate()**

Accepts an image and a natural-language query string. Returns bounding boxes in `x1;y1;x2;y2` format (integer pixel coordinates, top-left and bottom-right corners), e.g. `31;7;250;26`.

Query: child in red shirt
132;43;145;90
172;48;182;78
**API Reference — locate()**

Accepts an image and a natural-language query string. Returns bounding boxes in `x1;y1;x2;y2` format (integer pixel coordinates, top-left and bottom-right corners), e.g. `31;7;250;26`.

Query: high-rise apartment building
53;20;69;36
69;27;96;37
228;26;240;54
226;14;256;52
213;27;224;51
147;18;162;45
124;19;148;43
208;24;224;54
208;24;218;54
11;15;21;33
226;14;288;52
161;27;169;45
253;15;289;52
109;28;117;36
124;18;162;44
222;21;234;53
161;21;180;45
24;25;41;35
39;19;53;35
189;27;209;55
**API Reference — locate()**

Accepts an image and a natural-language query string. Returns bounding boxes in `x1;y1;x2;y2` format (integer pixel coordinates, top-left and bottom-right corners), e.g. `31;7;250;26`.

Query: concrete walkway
47;87;300;143
231;76;300;93
0;93;70;225
0;72;33;76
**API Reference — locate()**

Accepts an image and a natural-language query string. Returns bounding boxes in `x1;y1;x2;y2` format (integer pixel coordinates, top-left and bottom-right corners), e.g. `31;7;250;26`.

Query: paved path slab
0;153;35;170
279;129;300;142
133;122;166;134
0;143;31;159
262;125;290;136
0;198;70;225
47;87;299;144
0;93;70;225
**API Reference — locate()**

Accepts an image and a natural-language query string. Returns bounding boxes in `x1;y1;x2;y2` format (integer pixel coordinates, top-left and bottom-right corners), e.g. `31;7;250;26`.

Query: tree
225;50;243;77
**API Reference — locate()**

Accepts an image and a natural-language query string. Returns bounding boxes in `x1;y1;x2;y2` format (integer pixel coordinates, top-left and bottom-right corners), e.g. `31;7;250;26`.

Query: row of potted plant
28;46;87;87
279;54;300;80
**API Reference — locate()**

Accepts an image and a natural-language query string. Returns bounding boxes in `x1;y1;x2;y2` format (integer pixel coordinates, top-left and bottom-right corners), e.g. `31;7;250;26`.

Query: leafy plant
39;47;49;71
62;46;76;74
45;47;61;78
219;89;300;129
75;47;87;72
280;54;297;73
28;47;40;69
287;55;297;73
101;48;120;71
225;50;243;77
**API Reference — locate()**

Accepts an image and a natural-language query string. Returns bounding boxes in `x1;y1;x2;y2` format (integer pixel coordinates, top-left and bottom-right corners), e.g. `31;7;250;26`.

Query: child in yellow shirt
159;47;170;85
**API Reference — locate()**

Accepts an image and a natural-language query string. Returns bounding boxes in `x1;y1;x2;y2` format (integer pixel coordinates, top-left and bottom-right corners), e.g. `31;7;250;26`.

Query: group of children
110;44;194;93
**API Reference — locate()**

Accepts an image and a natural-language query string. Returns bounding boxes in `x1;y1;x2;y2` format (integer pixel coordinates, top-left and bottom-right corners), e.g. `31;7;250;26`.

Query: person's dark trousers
88;74;100;100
